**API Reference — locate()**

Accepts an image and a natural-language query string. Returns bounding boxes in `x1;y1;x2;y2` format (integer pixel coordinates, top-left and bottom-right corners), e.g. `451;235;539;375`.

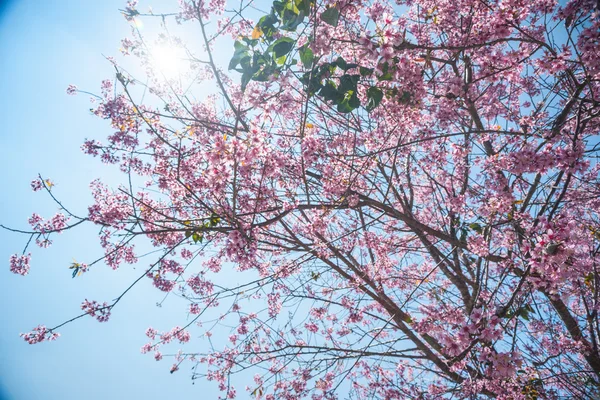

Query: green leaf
398;90;412;104
257;12;279;38
295;0;311;12
252;64;278;82
315;74;361;113
360;66;374;76
365;87;383;112
319;80;343;103
272;0;286;14
192;232;203;244
284;0;300;14
271;37;295;58
210;214;221;226
273;0;307;31
516;304;535;321
281;9;307;31
331;57;357;72
241;70;254;92
377;61;393;81
348;92;361;109
320;7;339;27
332;57;358;72
252;51;270;70
337;90;360;113
230;41;248;62
276;54;287;65
229;41;251;70
241;36;259;47
338;74;359;93
299;44;314;68
333;57;347;71
468;222;483;233
337;75;360;113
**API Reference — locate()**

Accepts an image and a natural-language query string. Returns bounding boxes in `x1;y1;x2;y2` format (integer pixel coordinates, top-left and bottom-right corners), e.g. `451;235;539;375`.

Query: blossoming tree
5;0;600;397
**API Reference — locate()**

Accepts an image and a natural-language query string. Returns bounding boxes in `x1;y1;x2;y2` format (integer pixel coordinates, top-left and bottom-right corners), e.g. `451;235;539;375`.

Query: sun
149;43;189;79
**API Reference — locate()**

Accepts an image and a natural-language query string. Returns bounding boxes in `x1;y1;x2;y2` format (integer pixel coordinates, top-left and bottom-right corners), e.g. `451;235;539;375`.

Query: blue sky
0;1;222;398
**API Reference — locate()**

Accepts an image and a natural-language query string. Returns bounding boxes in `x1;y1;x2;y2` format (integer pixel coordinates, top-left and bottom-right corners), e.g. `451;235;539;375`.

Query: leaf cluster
183;213;221;244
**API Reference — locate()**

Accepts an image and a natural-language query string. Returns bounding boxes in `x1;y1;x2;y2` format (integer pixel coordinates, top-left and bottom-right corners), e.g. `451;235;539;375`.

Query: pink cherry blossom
20;325;60;344
8;0;600;398
9;253;31;276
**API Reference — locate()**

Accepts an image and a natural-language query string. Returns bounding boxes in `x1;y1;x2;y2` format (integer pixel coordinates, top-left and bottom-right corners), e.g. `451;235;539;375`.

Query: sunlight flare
149;43;188;79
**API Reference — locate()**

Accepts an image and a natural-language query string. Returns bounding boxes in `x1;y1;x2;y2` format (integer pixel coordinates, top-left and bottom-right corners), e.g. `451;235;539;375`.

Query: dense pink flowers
30;178;43;192
187;274;214;296
9;253;31;276
20;325;60;344
8;0;600;398
81;299;111;322
145;327;158;339
28;213;68;233
189;303;201;314
266;293;281;318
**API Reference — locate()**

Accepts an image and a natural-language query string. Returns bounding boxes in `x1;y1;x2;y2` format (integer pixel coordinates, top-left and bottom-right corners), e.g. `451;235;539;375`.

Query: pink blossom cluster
28;212;68;234
20;325;60;344
81;299;111;322
187;274;214;296
266;292;281;318
478;349;523;379
9;253;31;276
88;180;133;227
147;259;185;292
9;0;600;397
189;303;201;314
30;178;43;191
66;84;77;95
225;230;257;269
